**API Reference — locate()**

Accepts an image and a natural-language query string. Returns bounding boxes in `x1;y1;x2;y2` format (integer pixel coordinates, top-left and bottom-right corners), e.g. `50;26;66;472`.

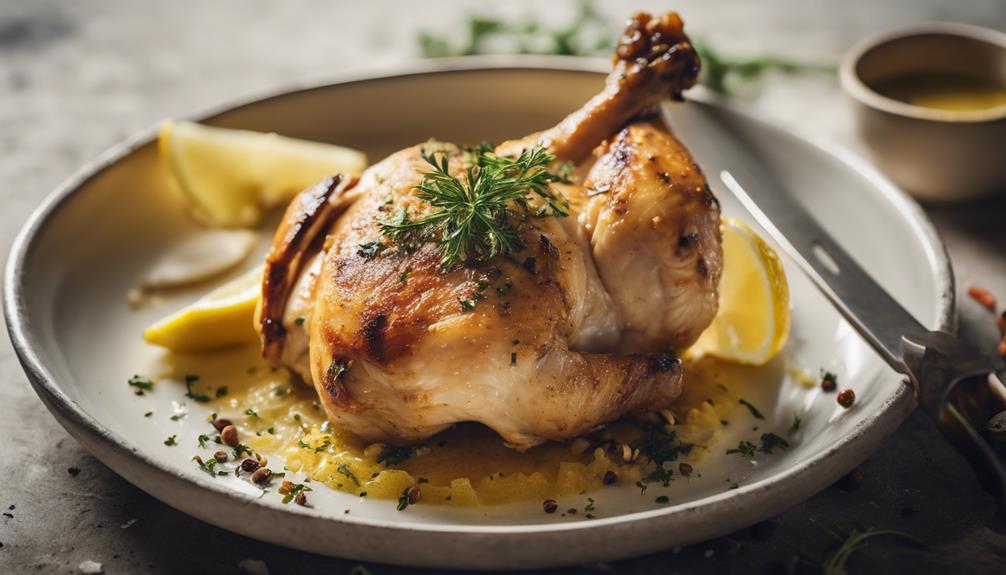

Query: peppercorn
250;467;272;485
821;372;837;392
603;470;618;485
213;451;228;463
240;458;260;473
211;418;232;432
837;389;856;408
543;499;558;513
220;424;239;446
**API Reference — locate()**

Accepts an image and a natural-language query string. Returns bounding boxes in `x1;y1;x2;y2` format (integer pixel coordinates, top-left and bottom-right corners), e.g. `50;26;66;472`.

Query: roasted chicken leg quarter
258;11;722;450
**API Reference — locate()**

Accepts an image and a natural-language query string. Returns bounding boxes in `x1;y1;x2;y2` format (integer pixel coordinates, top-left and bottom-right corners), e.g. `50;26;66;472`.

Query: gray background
2;1;1006;573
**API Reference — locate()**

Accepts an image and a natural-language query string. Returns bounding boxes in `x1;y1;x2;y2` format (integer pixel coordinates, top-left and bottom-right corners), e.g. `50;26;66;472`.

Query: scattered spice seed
250;468;272;485
213;451;228;463
967;285;997;310
406;485;421;504
220;425;239;447
603;470;618;485
211;418;232;432
240;458;260;473
837;389;856;409
543;499;558;513
821;371;838;392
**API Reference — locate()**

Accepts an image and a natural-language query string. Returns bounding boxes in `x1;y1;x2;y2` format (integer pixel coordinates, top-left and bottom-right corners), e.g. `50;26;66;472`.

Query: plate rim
3;56;956;544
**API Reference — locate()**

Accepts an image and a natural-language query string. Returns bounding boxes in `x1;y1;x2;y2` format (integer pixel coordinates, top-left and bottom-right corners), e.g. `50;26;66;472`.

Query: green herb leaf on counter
163;435;178;446
822;528;918;575
416;0;834;97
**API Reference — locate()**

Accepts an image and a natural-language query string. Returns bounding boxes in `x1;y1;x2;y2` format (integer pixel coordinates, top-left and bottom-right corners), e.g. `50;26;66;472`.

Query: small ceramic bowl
840;23;1006;203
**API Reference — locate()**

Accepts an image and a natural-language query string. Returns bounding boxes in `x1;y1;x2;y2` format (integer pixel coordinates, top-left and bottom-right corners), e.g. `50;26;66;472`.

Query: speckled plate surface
3;58;954;570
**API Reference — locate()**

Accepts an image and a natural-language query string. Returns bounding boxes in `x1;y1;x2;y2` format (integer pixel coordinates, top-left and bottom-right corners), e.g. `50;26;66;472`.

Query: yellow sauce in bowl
161;346;744;506
872;74;1006;112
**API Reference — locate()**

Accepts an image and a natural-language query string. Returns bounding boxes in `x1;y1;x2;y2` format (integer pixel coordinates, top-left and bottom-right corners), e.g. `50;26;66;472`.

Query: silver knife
719;168;1006;518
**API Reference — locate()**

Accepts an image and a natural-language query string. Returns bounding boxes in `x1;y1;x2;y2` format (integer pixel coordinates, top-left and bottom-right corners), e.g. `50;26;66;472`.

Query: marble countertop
2;1;1005;573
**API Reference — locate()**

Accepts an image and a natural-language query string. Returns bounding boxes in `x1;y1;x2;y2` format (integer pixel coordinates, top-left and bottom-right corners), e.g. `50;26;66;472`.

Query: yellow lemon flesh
143;265;263;352
159;120;367;227
692;218;790;365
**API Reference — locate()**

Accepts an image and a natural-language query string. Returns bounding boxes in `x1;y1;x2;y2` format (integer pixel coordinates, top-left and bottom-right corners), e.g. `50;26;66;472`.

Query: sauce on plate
162;345;744;506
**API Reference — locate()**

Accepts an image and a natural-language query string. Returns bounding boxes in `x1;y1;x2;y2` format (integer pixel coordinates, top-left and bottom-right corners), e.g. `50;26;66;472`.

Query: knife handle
902;331;1006;519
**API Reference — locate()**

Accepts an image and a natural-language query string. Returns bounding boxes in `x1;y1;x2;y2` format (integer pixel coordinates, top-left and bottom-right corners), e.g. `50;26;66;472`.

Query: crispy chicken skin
259;11;720;449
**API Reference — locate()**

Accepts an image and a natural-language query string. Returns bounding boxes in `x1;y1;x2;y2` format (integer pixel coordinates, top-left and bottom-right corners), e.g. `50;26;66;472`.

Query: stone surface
1;1;1005;573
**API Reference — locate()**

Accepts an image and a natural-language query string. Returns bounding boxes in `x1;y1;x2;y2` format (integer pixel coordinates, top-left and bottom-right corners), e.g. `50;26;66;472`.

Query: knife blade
719;169;930;375
718;167;1006;516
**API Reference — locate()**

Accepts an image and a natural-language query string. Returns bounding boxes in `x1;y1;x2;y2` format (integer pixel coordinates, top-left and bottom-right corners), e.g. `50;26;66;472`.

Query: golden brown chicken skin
259;11;719;449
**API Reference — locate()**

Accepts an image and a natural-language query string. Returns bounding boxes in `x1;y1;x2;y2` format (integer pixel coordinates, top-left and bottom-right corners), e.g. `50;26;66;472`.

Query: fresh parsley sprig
380;144;568;268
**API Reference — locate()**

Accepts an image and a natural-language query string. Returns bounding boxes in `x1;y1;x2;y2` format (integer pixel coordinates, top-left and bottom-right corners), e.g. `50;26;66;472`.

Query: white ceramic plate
4;58;953;570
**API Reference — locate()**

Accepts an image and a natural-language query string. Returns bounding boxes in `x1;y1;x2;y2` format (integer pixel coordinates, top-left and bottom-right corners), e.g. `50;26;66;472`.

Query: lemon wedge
143;265;263;352
692;217;790;365
159;120;367;227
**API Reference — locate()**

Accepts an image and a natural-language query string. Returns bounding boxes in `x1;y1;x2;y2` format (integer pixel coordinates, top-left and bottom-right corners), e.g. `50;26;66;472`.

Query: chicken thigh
258;11;721;449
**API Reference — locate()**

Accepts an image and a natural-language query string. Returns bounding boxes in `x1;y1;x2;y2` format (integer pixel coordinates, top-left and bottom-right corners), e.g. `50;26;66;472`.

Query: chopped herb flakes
280;482;312;504
294;317;306;326
298;436;332;454
244;408;259;418
128;375;153;395
655;495;670;504
727;440;757;458
377;444;417;467
163;435;178;446
632;424;693;492
215;386;228;398
184;374;211;403
759;433;789;454
144;411;153;418
357;241;386;258
738;398;765;420
194;456;228;477
337;463;361;486
790;414;802;434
